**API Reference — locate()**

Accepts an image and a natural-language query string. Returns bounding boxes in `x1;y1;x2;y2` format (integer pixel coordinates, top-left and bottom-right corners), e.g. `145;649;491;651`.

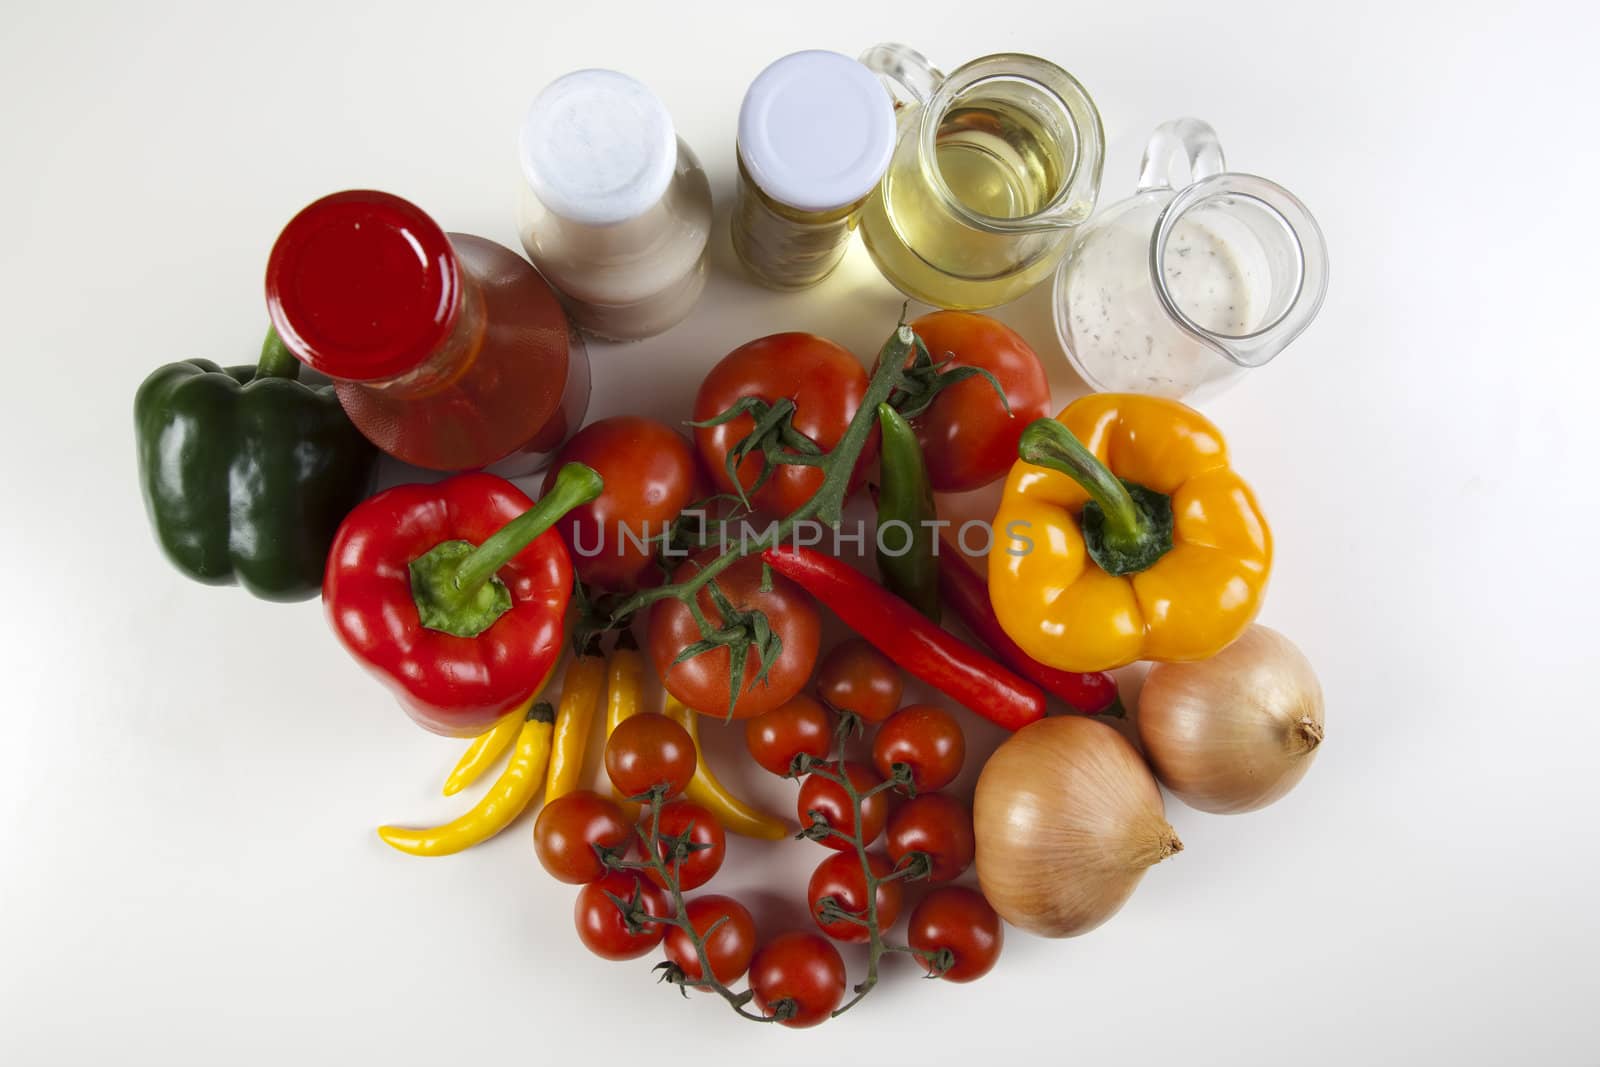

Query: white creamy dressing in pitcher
1063;211;1259;397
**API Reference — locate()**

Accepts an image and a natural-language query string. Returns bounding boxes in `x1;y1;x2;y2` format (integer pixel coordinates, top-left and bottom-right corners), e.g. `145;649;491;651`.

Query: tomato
814;638;902;723
543;416;705;591
640;799;726;891
894;311;1052;493
604;713;696;799
663;894;757;985
693;333;875;516
885;792;975;883
749;931;848;1028
533;790;635;884
797;761;888;850
744;694;835;776
872;704;965;792
574;870;672;961
648;552;821;720
806;851;902;942
907;886;1004;983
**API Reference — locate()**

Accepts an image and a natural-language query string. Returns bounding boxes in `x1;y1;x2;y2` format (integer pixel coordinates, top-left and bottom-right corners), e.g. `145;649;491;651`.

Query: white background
2;1;1596;1064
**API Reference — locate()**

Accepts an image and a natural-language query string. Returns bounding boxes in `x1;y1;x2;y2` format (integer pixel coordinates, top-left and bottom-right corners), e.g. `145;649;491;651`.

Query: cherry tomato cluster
746;641;1004;995
526;316;1044;1026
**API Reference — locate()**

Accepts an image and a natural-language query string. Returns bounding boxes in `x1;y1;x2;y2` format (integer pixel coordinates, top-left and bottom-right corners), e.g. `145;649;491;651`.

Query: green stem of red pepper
1016;418;1174;577
410;463;603;638
874;403;939;621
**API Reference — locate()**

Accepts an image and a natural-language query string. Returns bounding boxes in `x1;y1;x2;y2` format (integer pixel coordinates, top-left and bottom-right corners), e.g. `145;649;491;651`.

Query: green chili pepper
134;329;379;601
875;403;939;621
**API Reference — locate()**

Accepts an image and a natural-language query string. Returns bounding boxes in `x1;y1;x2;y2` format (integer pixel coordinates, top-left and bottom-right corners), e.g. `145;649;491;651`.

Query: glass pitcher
856;44;1104;310
1053;118;1329;400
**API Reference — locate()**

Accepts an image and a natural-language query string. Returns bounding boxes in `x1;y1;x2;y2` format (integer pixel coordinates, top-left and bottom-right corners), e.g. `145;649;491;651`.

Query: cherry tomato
640;799;725;891
648;552;821;720
744;694;835;776
604;713;696;799
806;851;902;942
693;333;875;516
885;792;975;883
814;639;902;723
574;870;672;961
533;790;635;884
907;886;1004;983
797;761;888;850
663;894;757;985
749;931;847;1028
873;704;965;792
542;416;706;591
893;311;1052;494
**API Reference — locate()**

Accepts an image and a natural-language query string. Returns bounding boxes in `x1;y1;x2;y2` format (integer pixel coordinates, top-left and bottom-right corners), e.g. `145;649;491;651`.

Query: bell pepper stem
257;328;302;381
451;463;603;600
1018;419;1145;549
1017;419;1176;577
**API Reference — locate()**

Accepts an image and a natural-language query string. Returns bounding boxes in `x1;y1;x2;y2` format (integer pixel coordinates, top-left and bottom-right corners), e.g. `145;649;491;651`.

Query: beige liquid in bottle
861;94;1079;309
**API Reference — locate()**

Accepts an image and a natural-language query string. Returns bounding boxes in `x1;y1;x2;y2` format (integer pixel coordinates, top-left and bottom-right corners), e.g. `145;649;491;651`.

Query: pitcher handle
1137;118;1226;192
859;43;944;108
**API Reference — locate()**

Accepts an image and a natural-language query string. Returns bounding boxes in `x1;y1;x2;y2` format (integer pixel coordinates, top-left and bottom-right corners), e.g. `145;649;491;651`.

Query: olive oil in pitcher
858;49;1104;310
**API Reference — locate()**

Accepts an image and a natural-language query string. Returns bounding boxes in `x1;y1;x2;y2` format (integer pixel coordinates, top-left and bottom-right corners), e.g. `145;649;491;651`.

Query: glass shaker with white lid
517;69;713;341
732;50;897;290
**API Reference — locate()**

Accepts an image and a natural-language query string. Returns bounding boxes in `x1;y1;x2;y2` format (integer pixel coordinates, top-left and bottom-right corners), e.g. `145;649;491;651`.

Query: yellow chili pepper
442;658;559;795
378;701;554;857
442;714;522;797
545;639;607;803
604;630;647;819
989;394;1272;672
663;694;789;840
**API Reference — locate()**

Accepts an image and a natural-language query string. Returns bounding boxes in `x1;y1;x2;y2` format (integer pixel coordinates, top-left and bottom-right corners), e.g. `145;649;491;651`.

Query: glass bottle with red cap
266;190;590;474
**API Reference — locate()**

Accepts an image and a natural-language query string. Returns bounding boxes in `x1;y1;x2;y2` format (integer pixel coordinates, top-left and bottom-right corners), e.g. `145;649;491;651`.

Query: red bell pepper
936;537;1122;715
762;545;1046;731
323;464;602;737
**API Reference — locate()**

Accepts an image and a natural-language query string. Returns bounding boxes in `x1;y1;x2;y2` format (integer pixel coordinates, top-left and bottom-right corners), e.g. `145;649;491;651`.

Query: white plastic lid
738;50;896;213
519;69;678;226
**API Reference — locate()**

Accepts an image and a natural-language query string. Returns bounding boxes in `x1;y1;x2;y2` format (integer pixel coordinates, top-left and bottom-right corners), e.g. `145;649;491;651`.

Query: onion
1137;625;1325;815
974;715;1182;938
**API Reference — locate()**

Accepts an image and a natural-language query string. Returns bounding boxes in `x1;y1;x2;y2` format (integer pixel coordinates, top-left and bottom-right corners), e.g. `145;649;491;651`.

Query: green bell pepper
134;330;378;602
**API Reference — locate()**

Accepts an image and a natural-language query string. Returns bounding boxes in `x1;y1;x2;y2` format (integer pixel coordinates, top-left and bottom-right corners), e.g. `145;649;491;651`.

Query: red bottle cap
265;190;460;382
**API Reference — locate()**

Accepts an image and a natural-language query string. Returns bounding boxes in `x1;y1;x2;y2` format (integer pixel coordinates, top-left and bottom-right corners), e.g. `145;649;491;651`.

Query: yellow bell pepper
988;395;1271;672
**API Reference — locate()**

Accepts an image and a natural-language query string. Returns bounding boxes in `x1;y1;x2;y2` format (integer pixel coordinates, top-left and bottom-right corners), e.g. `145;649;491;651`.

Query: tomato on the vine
907;886;1004;983
744;694;835;776
892;310;1052;494
574;870;672;961
648;552;821;720
542;415;706;591
873;704;966;792
814;638;902;723
886;792;975;883
806;851;902;943
641;799;726;891
604;713;696;798
663;894;758;985
693;332;875;516
533;790;635;884
749;931;848;1028
797;761;888;850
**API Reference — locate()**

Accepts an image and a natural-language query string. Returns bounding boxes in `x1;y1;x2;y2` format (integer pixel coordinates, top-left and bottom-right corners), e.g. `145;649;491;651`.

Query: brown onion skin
1138;625;1325;815
974;715;1181;938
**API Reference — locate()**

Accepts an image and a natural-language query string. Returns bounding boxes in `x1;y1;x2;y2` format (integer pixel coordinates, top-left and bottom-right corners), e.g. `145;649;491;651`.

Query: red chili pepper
936;540;1122;715
761;546;1045;731
323;464;602;737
